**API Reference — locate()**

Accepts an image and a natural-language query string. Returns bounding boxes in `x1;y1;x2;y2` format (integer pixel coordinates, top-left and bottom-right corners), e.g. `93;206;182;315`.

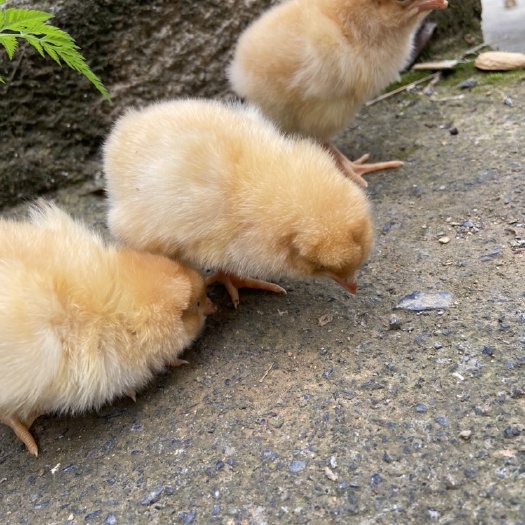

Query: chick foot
206;271;286;308
351;153;404;176
1;415;39;456
324;143;403;188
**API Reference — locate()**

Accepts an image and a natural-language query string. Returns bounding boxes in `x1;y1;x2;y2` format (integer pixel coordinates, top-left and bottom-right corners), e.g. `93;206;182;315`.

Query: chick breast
104;98;373;285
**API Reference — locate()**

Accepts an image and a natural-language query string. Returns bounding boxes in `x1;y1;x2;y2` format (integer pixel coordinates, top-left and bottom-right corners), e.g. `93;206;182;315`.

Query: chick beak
415;0;448;13
203;297;217;316
332;275;357;295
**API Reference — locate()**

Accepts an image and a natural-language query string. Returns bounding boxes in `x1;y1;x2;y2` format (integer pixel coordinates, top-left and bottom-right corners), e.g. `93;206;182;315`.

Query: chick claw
167;358;189;367
1;415;39;456
206;271;286;308
324;143;403;188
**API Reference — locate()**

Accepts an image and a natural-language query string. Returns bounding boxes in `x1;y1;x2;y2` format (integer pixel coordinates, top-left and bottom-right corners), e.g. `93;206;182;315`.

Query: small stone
439;236;450;244
504;96;513;107
459;79;478;89
449;127;459;136
464;467;478;478
482;346;495;356
459;430;472;440
415;404;427;413
85;511;102;522
429;509;440;521
388;314;402;330
435;417;449;427
289;460;307;473
140;486;165;506
105;514;117;525
371;473;383;485
395;291;453;311
504;426;521;438
184;509;196;525
325;467;338;482
444;475;459;489
434;341;443;349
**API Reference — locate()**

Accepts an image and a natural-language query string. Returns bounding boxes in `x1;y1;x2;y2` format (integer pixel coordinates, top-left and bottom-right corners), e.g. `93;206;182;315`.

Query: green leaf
20;34;45;57
0;6;111;102
1;8;55;31
0;34;17;59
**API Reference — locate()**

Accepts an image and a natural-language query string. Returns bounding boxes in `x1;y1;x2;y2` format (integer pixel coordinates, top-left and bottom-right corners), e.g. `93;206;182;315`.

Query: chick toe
1;415;39;456
207;272;286;308
351;157;404;176
324;143;403;186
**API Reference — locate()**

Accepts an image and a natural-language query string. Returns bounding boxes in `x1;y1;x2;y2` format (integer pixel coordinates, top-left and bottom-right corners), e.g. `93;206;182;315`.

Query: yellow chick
103;99;374;308
228;0;448;186
0;201;215;456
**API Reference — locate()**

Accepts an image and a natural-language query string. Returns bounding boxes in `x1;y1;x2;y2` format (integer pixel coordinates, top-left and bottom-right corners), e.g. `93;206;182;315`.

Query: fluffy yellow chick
229;0;448;187
0;201;215;456
104;99;374;308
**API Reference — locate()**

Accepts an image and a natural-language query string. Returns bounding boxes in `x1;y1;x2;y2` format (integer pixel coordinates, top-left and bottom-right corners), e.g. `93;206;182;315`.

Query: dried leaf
325;466;338;481
318;313;333;327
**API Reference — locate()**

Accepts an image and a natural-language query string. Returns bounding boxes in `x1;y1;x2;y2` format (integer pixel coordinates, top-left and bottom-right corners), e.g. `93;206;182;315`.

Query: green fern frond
0;5;111;101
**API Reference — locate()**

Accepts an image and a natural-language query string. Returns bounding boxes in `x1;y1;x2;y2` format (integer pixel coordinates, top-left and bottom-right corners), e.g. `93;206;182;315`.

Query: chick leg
1;415;39;456
206;271;286;308
324;143;403;188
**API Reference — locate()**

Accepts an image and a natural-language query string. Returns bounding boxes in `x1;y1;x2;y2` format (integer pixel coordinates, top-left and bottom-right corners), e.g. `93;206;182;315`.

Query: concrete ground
1;69;524;524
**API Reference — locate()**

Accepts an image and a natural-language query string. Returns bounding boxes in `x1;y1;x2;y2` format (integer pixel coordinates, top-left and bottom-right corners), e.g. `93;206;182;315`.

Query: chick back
229;0;422;139
104;99;373;281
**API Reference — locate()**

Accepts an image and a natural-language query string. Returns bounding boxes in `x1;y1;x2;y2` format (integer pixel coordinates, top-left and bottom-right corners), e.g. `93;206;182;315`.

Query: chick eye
197;300;201;308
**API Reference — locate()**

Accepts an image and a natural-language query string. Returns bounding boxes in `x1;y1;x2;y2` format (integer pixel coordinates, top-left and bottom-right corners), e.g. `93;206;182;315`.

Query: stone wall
0;0;481;207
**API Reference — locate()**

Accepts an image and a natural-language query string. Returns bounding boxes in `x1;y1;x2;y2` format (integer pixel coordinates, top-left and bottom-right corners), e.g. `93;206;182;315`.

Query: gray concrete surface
1;68;524;523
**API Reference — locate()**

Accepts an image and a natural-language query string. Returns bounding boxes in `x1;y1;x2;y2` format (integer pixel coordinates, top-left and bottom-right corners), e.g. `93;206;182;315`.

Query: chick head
364;0;448;28
120;251;215;340
181;268;217;338
285;209;374;294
